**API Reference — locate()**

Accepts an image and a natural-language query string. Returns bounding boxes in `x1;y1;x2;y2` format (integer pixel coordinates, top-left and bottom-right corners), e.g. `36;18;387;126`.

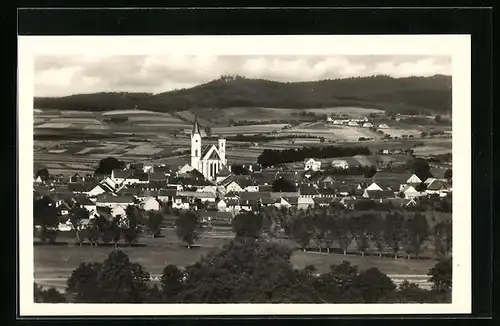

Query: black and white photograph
18;35;471;315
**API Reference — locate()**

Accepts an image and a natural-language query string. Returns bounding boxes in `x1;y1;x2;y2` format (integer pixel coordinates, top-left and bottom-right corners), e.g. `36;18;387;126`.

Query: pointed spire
191;115;201;136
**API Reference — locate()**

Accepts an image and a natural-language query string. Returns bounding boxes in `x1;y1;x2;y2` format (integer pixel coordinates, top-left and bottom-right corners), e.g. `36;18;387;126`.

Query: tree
288;213;313;251
34;283;66;303
232;165;250;175
69;206;90;246
396;280;431;303
427;258;452;293
272;177;297;192
315;261;363;303
160;264;184;302
444;168;452;180
232;211;263;239
383;213;405;259
204;126;212;137
146;211;164;237
410;158;433;181
175;211;200;248
403;213;429;259
434;115;442;123
355;267;396;303
35;168;50;182
351;214;372;257
433;220;452;258
33;196;59;243
177;239;322;303
334;214;354;256
95;156;125;175
96;250;151;303
66;262;103;302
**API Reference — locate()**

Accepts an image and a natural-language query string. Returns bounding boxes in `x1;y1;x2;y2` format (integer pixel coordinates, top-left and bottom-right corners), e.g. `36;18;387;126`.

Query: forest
34;75;452;114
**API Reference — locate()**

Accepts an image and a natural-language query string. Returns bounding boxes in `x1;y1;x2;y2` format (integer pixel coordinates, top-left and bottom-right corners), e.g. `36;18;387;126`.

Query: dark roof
96;194;134;203
261;197;275;205
98;183;115;193
158;189;177;197
200;145;212;159
112;169;131;179
191;116;201;135
149;171;166;181
67;181;99;193
224;191;240;198
318;188;337;196
300;185;320;196
237;178;256;188
259;185;273;192
314;197;333;204
283;197;298;205
188;169;206;180
365;190;395;199
427;180;448;191
240;191;272;200
216;166;232;177
73;195;95;206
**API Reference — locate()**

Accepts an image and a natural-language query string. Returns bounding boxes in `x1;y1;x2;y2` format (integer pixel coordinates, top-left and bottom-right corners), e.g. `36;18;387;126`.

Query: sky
34;55;451;97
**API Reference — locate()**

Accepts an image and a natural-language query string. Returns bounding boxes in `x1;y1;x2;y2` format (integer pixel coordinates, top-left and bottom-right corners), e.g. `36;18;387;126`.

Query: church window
195;150;198;156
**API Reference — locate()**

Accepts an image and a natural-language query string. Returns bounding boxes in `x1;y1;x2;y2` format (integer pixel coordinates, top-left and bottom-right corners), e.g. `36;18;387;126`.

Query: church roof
201;145;220;161
191;116;201;135
208;150;220;160
201;145;212;158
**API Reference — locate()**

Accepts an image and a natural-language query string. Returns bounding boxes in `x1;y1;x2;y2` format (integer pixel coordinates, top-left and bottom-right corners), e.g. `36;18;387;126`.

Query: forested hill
34;74;452;114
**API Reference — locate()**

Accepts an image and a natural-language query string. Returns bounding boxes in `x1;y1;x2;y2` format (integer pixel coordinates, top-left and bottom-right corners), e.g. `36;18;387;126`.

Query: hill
34;75;452;115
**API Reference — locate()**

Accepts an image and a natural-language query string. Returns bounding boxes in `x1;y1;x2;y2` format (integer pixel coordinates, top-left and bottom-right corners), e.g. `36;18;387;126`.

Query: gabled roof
406;174;423;184
158;189;177;197
73;195;95;206
200;145;213;159
207;150;220;161
259;185;273;192
224;191;240;198
300;185;320;196
427;179;448;191
283;197;298;205
240;191;272;200
314;197;333;204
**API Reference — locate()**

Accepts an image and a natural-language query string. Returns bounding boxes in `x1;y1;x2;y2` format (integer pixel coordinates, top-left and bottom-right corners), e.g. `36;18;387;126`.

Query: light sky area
34;55;451;97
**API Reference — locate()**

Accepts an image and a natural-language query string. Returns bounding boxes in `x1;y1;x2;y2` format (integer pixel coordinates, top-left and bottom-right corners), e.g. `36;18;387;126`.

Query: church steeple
191;116;201;136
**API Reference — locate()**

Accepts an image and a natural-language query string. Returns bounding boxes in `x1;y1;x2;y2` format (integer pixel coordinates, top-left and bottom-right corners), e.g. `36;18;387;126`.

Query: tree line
35;242;452;304
257;145;371;167
34;75;452;114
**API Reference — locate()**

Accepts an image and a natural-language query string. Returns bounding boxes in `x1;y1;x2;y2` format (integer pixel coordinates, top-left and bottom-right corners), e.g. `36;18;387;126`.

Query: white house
224;180;244;193
366;182;383;191
243;185;260;192
362;122;374;128
177;164;194;175
297;197;315;210
304;158;322;171
348;121;359;126
172;197;190;210
197;185;217;194
111;205;127;218
333;120;343;125
274;197;292;210
110;169;130;186
332;159;349;170
326;116;332;122
401;185;422;199
425;179;451;197
34;176;43;183
378;124;389;129
141;197;160;211
406;174;423;184
216;199;227;212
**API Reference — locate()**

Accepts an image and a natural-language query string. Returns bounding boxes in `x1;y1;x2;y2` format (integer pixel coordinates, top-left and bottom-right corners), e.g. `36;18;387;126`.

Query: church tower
191;116;201;172
218;138;226;167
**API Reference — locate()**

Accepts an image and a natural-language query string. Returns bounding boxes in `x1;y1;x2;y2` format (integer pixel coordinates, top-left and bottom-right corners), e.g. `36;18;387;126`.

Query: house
304;158;322;172
96;194;135;209
318;187;336;198
34;175;43;183
225;199;242;215
299;185;321;198
362;122;374;128
340;196;357;209
73;195;97;215
215;166;232;184
401;185;423;199
331;159;349;170
333;120;343;125
313;197;332;207
141;197;160;211
273;197;292;210
224;191;240;200
297;197;315;210
111;169;131;186
365;182;383;191
197;185;217;194
363;189;395;200
223;180;244;193
425;179;451;197
406;174;423;185
177;191;217;203
148;171;167;182
172;197;190;210
378;124;389;129
111;205;127;218
216;199;228;212
259;185;273;192
177;164;194;175
348;121;359;126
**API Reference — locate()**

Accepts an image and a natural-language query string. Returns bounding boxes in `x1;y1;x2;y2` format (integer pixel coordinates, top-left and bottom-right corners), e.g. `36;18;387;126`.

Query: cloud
34;55;451;97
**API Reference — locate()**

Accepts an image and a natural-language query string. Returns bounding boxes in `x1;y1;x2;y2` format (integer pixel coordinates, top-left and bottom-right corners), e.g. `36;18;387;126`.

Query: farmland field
211;124;289;135
303;106;385;116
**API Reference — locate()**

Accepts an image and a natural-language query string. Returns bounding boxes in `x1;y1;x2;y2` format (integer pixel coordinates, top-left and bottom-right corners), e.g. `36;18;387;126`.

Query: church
190;117;228;181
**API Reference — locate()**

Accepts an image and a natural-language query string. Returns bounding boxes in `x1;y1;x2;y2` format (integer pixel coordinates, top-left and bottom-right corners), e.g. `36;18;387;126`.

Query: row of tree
231;206;452;260
35;242;452;304
257;145;371;167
